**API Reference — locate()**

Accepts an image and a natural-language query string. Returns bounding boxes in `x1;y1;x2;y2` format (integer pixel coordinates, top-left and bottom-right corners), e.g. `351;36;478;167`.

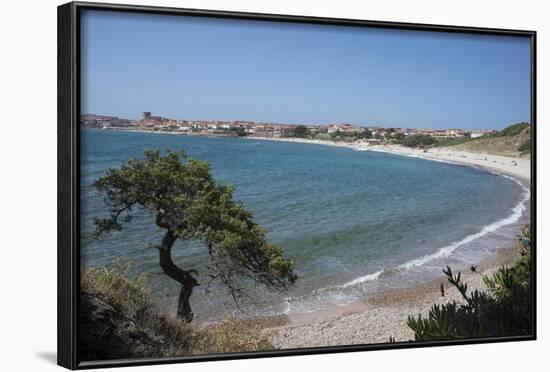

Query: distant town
81;112;497;142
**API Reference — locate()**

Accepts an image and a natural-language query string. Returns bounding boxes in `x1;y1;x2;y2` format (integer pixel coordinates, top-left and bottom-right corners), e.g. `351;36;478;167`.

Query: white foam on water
282;297;292;314
326;156;529;288
281;148;530;314
339;269;384;288
398;172;530;270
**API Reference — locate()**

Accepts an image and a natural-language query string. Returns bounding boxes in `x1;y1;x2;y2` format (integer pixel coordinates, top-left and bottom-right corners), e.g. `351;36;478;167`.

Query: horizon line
81;112;528;132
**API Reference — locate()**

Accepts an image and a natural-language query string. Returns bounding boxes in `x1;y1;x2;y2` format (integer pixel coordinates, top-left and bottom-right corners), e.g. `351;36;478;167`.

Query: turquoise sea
80;129;529;322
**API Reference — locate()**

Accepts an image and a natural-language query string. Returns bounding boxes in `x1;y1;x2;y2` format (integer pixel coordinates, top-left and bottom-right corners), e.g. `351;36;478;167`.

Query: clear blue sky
81;10;531;130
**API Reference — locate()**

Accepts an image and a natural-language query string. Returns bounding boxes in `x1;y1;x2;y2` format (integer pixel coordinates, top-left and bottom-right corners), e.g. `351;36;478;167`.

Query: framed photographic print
58;1;536;369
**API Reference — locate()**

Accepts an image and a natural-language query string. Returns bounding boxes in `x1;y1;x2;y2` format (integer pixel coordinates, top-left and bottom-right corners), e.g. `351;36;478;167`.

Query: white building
327;124;340;134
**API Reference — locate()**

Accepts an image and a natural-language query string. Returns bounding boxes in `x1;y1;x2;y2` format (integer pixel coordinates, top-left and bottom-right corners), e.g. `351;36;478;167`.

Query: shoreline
246;136;531;185
90;128;531;184
262;242;523;347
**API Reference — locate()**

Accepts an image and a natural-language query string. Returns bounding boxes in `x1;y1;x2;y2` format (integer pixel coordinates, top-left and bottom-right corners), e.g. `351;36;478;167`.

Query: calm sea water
80;129;529;322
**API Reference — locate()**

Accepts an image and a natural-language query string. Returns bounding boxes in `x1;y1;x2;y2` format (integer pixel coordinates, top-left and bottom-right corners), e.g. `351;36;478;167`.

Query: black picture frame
58;1;537;369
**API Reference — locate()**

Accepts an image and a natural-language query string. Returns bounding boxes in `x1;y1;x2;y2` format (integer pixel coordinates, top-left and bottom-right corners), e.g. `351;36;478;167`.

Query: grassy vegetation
446;123;530;156
193;318;272;354
407;225;532;340
329;132;364;142
400;135;437;148
431;136;475;147
425;123;531;150
488;122;530;138
284;123;529;149
80;260;273;361
81;260;153;318
518;139;531;155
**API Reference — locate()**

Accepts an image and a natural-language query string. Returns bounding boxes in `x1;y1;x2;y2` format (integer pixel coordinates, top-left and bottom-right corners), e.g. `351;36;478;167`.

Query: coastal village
80;112;496;142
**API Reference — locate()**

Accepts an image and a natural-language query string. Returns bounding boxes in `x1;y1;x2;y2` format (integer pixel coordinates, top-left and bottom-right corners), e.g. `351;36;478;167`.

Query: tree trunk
159;230;198;322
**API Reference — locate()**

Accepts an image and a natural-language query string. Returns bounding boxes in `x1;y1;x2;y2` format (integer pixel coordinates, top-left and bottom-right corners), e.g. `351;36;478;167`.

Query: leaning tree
93;149;297;322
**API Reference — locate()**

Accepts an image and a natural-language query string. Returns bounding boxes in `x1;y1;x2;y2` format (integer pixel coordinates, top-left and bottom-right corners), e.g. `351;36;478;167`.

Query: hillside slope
447;127;530;157
79;262;273;361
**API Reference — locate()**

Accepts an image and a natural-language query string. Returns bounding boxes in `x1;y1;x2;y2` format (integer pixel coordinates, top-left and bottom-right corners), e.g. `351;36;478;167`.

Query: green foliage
408;225;532;341
328;131;364;142
517;139;531;155
484;226;532;305
289;128;374;142
431;136;474;147
293;125;309;137
93;149;296;303
391;132;406;141
237;127;248;137
489;122;530;138
401;135;437;148
361;130;374;139
314;133;332;141
345;130;372;140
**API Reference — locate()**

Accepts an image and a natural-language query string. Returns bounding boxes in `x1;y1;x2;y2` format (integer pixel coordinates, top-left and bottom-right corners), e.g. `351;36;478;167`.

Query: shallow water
80;129;528;321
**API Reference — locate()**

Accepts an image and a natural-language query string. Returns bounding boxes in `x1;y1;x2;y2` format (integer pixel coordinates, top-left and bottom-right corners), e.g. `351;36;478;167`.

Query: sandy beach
248;136;531;182
242;136;531;348
366;144;530;182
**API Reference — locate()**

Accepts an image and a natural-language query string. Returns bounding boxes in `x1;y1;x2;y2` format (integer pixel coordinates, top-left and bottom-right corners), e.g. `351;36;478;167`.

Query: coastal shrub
407;225;532;340
193;317;272;354
297;130;371;142
357;130;373;139
80;260;273;360
292;125;310;137
315;133;332;141
391;132;405;142
489;122;530;138
517;139;531;155
401;135;437;148
327;131;365;142
81;260;152;317
80;260;195;360
431;136;473;147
